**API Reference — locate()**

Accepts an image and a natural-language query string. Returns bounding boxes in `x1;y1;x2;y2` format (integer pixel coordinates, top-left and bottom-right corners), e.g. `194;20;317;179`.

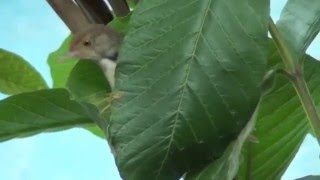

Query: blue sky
0;0;319;180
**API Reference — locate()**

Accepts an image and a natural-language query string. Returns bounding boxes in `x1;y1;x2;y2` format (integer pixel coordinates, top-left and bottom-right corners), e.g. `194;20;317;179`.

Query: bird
65;24;123;88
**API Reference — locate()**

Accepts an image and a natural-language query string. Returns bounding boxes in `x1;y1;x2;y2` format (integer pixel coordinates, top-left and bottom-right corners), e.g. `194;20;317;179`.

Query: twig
47;0;90;33
75;0;114;24
107;0;130;17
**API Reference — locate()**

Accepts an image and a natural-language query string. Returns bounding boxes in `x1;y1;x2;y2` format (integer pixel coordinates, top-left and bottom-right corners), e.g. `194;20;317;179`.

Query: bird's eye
83;40;91;46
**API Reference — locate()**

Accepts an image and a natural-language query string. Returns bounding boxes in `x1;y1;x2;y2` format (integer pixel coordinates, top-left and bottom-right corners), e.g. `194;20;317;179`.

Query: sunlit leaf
0;49;47;95
109;14;132;35
276;0;320;61
0;89;95;142
47;35;78;88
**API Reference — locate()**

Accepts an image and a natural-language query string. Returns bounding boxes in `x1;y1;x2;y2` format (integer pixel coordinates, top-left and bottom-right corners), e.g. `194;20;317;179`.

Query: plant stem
268;17;320;139
291;69;320;137
268;17;297;73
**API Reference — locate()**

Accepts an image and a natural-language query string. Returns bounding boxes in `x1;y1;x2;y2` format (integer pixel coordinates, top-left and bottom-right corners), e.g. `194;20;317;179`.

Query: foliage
296;175;320;180
47;35;78;88
108;0;269;179
0;48;47;94
0;89;95;142
0;0;320;179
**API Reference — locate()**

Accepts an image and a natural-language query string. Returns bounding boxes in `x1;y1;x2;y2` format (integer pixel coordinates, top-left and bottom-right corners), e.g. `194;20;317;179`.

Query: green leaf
296;175;320;180
109;0;269;179
237;45;319;179
126;0;138;9
0;89;95;142
185;103;260;180
67;60;111;100
109;14;132;35
237;1;320;177
0;49;48;95
86;125;105;138
276;0;320;61
48;35;78;88
67;60;111;137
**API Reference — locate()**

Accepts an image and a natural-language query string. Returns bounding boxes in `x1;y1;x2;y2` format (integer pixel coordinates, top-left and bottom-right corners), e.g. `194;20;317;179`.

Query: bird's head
66;24;122;61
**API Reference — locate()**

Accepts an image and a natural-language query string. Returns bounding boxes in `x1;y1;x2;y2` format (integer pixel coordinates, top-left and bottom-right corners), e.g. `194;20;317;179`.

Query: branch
108;0;130;17
75;0;114;24
47;0;90;33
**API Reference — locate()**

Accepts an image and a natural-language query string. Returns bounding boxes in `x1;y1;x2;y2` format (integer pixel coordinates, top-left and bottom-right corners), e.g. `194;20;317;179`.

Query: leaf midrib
155;0;213;178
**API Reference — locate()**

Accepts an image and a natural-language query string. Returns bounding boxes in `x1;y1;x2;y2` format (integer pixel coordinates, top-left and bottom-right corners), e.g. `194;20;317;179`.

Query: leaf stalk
268;17;320;139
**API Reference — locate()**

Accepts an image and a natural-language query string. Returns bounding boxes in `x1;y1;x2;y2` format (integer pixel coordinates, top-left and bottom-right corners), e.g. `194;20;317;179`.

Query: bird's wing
98;58;117;88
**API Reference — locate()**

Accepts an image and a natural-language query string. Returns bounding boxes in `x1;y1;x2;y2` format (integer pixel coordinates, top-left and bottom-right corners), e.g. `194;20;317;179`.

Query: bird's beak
58;51;78;63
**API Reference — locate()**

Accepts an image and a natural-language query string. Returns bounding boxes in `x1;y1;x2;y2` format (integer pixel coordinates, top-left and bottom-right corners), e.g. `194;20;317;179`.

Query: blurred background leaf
0;48;48;95
0;89;95;142
47;35;78;88
296;175;320;180
67;60;112;137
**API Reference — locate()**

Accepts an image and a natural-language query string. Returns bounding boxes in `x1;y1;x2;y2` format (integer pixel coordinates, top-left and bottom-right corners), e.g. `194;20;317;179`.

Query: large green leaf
109;0;269;179
47;35;78;88
276;0;320;61
185;103;259;180
0;49;48;95
0;89;95;142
